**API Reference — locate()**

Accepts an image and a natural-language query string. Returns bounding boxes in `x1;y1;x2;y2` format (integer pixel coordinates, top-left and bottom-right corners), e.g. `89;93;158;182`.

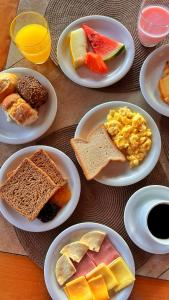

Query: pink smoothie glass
137;0;169;47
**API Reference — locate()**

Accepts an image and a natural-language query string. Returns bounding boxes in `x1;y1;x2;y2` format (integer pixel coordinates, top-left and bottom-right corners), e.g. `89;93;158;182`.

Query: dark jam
147;204;169;239
37;202;60;223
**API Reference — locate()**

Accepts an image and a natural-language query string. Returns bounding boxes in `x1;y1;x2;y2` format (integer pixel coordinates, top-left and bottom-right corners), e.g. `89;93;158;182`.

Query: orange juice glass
10;11;51;64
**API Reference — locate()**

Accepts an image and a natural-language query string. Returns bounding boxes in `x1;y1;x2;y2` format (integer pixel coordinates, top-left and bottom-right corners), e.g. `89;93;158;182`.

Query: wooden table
1;0;169;299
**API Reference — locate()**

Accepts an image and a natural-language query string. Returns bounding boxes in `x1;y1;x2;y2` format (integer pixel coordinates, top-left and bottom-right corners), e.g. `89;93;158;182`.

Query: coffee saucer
124;185;169;254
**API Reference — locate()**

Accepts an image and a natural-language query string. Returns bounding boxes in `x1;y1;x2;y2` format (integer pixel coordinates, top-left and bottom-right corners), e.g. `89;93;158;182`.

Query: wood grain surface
0;252;169;300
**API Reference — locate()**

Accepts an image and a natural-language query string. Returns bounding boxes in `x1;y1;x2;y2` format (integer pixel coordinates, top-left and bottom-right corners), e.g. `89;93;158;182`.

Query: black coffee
147;204;169;239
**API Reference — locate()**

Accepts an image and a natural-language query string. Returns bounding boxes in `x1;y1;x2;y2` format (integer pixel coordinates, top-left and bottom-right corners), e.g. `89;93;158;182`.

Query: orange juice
15;24;51;64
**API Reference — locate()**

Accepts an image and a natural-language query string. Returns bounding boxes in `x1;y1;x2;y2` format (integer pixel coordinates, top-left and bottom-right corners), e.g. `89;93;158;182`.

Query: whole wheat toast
71;124;125;180
0;158;58;220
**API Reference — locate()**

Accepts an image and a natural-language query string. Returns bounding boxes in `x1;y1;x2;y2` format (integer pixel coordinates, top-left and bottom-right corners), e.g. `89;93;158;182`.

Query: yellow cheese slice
86;263;118;291
88;275;110;300
109;257;135;292
65;276;94;300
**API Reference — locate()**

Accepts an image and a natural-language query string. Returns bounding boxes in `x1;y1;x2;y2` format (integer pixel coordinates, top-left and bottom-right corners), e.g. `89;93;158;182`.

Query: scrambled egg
104;107;152;167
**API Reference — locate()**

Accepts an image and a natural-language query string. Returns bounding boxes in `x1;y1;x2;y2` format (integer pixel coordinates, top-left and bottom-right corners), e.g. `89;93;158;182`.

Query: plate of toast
0;146;80;231
44;222;135;300
71;101;161;186
0;67;57;144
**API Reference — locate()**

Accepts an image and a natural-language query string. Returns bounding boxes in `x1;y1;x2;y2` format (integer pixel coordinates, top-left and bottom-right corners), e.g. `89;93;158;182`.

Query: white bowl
0;145;81;232
124;185;169;254
0;67;57;144
57;15;135;88
44;222;135;300
140;44;169;117
75;101;161;186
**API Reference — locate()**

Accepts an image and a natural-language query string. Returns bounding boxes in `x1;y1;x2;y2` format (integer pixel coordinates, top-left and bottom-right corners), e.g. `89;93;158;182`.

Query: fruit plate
140;44;169;117
0;145;81;232
44;222;135;300
57;15;135;88
0;67;57;144
74;101;161;186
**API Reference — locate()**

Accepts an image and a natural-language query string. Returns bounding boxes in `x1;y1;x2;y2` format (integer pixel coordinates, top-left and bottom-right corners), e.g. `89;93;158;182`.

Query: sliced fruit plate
57;15;135;88
44;222;135;300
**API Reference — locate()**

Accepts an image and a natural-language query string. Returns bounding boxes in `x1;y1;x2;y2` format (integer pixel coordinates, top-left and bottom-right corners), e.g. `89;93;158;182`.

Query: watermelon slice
82;24;125;61
85;52;108;74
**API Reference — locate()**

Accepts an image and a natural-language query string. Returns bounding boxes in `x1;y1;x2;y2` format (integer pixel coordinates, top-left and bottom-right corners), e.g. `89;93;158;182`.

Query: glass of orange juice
10;11;51;64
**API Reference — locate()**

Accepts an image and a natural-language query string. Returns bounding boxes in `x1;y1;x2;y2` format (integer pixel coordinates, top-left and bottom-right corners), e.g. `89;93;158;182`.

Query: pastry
17;75;48;108
159;61;169;104
0;73;18;102
2;93;38;126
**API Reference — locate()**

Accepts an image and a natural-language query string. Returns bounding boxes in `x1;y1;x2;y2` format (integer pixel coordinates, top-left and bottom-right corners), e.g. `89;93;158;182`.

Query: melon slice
70;28;87;68
85;52;108;74
82;24;125;61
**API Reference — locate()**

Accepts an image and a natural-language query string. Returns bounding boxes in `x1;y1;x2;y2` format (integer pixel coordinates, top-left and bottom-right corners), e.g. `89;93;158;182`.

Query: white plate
0;145;81;232
57;15;135;88
124;185;169;254
140;44;169;117
75;101;161;186
44;222;135;300
0;67;57;144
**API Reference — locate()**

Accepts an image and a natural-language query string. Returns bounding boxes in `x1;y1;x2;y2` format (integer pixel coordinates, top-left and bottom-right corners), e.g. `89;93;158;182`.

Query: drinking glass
10;11;51;64
137;0;169;47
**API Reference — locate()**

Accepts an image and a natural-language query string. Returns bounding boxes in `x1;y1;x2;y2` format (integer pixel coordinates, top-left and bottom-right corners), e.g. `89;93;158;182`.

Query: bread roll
2;93;38;126
0;73;17;102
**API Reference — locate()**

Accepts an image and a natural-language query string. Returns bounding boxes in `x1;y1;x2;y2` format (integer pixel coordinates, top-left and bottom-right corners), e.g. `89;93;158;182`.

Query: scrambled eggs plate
104;107;152;167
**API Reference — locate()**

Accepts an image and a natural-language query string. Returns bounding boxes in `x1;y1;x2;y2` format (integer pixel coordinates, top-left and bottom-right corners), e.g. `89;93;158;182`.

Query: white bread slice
71;124;125;180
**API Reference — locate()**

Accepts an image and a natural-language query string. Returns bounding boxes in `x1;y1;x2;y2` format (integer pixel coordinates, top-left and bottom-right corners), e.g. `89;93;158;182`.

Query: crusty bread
2;93;38;126
29;149;66;188
0;158;58;220
71;124;125;180
0;73;18;102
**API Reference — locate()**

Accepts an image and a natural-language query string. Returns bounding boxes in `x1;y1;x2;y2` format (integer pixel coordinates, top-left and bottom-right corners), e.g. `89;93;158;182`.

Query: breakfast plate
0;145;80;232
0;67;57;144
124;185;169;254
57;15;135;88
44;222;135;300
140;44;169;117
74;101;161;186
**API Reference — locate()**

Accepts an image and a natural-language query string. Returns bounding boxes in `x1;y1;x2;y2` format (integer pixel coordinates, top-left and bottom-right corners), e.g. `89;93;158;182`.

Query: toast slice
71;124;125;180
0;158;58;220
7;149;66;189
29;149;66;188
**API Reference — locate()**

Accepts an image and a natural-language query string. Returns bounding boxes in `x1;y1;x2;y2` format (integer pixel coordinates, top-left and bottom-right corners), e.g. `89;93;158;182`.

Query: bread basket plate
140;44;169;117
57;15;135;88
0;145;81;232
0;67;57;144
44;222;135;300
74;101;161;186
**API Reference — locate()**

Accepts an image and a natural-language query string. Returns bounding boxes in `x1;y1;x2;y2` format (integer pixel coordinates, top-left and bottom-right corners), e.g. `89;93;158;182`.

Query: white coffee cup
124;185;169;254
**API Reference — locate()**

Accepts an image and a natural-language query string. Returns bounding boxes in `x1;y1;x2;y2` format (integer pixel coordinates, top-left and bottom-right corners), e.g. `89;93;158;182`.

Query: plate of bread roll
0;67;57;144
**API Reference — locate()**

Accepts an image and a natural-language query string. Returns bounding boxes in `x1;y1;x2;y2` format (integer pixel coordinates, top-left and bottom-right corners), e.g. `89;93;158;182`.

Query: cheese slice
88;275;110;300
60;241;89;262
80;231;106;252
86;263;118;291
55;255;76;286
65;276;93;300
109;257;135;292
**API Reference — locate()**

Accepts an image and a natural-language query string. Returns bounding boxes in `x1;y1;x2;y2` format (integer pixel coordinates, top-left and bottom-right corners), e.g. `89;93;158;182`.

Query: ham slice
71;254;96;279
87;237;120;266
